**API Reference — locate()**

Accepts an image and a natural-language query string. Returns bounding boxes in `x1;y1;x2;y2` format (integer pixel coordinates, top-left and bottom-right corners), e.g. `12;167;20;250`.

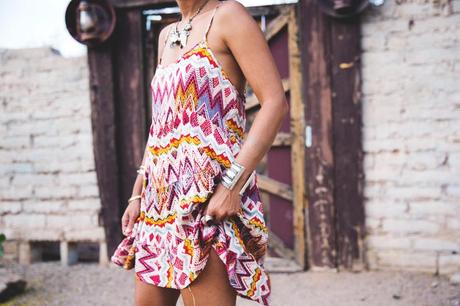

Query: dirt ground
2;261;459;306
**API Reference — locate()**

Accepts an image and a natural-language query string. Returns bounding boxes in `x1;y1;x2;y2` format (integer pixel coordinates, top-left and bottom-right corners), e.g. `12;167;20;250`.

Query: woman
112;0;288;305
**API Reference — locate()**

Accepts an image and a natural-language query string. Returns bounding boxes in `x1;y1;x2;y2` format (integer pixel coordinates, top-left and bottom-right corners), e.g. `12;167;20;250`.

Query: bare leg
134;274;181;306
181;247;237;306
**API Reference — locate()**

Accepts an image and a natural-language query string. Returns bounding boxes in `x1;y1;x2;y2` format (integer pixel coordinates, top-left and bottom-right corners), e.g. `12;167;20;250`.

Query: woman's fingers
208;208;228;223
125;214;135;235
121;211;129;235
203;199;242;224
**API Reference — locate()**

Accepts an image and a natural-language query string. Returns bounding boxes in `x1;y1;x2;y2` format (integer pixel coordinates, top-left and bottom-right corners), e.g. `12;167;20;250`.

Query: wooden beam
287;5;307;269
111;0;174;8
247;6;285;17
87;42;122;257
257;174;293;202
268;230;296;261
112;0;283;17
272;132;292;146
300;0;337;269
245;93;260;111
112;9;148;221
330;16;365;270
265;7;291;41
281;78;290;92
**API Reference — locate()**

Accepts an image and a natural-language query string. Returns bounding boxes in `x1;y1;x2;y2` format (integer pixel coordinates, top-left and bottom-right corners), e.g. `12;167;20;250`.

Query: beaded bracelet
128;195;142;204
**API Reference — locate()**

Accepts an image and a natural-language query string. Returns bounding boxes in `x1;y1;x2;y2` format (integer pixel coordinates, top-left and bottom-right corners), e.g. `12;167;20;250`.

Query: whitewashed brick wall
361;0;460;274
0;47;104;256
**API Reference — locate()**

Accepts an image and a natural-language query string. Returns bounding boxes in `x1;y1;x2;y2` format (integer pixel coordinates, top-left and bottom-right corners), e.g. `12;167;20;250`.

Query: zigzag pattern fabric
111;4;271;305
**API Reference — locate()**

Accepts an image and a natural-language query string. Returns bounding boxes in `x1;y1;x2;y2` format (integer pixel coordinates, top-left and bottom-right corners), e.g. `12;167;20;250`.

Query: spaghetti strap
203;3;220;41
159;24;174;65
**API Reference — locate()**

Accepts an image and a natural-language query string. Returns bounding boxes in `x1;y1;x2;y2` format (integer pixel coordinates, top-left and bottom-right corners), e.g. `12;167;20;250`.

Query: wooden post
112;9;148;217
299;0;337;270
288;5;307;269
87;41;123;257
299;0;365;270
330;15;365;271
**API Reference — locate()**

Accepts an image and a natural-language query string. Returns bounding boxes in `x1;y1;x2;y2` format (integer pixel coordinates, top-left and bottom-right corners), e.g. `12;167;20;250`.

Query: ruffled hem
134;242;271;306
111;171;271;305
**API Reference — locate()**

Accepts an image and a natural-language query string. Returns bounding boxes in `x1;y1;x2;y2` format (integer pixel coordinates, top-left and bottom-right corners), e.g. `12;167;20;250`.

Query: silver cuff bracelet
221;161;245;191
221;161;256;196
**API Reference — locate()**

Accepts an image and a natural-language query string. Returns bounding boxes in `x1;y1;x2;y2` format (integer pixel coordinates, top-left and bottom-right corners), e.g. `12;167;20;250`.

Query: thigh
181;247;237;306
134;274;181;306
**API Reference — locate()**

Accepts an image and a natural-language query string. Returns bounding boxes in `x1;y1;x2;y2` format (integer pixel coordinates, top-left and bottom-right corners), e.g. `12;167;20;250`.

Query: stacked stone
361;0;460;275
0;47;105;265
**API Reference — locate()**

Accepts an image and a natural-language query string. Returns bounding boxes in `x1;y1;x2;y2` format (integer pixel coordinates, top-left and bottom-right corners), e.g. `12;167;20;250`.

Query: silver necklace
168;0;211;49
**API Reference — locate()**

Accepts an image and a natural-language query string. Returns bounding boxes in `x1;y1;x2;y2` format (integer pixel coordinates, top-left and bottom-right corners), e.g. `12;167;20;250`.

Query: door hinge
305;126;312;148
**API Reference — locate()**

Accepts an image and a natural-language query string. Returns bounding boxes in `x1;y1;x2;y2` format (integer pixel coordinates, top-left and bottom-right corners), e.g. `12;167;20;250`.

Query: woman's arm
130;144;150;197
204;0;289;221
122;24;173;235
219;0;289;186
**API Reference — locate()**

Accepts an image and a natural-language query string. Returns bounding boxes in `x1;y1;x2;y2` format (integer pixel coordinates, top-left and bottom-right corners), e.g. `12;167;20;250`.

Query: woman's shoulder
159;22;174;40
217;0;250;16
214;0;253;32
158;1;251;44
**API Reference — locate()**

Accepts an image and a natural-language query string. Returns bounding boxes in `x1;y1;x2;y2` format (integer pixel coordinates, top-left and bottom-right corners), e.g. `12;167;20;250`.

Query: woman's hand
121;199;141;236
203;182;243;223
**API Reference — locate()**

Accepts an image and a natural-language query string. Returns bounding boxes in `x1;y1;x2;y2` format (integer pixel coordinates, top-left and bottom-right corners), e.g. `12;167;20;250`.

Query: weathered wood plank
245;93;260;111
264;256;303;273
111;0;174;8
330;17;365;271
299;0;337;269
265;7;291;41
272;132;292;146
287;5;307;269
112;9;148;217
268;230;296;261
111;0;284;18
87;42;122;256
281;78;290;92
257;174;293;202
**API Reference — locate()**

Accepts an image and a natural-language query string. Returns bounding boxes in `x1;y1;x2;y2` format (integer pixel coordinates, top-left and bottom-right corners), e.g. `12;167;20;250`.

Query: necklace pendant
183;22;192;31
179;32;188;48
169;31;181;48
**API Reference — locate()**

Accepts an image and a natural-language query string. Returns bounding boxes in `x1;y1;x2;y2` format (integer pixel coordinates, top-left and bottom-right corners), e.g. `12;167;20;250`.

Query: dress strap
159;24;174;65
203;3;220;41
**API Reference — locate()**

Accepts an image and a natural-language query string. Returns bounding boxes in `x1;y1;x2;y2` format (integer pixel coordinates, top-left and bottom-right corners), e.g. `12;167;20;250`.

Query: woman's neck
176;0;214;20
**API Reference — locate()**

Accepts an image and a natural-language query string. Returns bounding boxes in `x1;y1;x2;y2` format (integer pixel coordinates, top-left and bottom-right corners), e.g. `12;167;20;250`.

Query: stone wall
0;47;104;261
361;0;460;274
1;0;459;274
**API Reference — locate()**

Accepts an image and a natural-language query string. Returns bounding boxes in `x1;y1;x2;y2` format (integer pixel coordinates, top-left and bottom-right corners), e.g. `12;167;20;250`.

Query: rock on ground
0;269;26;303
2;261;459;306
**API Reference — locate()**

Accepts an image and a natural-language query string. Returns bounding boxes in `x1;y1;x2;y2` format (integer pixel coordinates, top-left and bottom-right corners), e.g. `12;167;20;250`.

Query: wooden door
89;0;364;271
141;3;307;269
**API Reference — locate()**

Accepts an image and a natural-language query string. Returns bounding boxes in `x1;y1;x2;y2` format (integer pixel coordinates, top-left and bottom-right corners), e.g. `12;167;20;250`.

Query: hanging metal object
317;0;385;18
65;0;116;47
368;0;385;6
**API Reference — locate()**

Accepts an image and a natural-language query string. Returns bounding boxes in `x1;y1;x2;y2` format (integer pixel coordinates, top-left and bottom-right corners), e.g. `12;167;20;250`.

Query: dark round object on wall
317;0;370;18
65;0;116;47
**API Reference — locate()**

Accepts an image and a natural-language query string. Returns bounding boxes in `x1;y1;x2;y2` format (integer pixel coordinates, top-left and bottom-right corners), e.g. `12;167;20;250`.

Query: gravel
2;261;459;306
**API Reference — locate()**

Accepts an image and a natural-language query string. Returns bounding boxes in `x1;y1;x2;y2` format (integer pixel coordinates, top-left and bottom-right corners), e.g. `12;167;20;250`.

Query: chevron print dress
111;4;271;305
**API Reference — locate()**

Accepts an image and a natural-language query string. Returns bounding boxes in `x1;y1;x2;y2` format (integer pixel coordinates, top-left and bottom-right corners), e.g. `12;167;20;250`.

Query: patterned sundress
111;3;271;305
